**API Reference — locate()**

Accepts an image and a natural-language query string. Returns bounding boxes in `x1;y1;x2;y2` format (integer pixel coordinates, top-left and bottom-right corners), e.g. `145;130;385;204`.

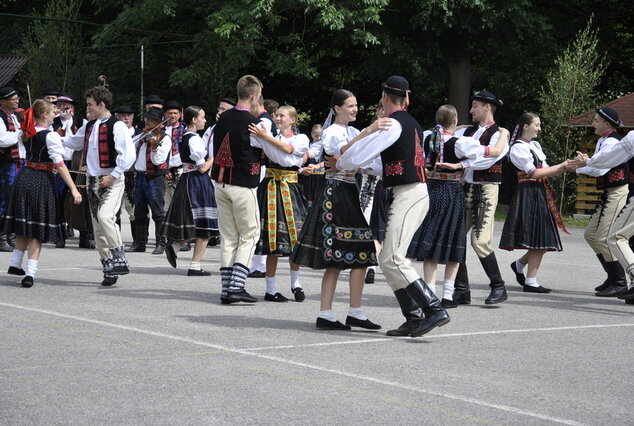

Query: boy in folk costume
63;86;135;286
336;76;450;337
211;75;264;304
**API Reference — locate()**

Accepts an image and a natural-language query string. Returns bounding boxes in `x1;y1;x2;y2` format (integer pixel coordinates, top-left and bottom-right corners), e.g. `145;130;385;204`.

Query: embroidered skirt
407;179;467;263
161;171;217;240
290;176;377;270
255;168;308;256
2;167;63;243
499;181;562;251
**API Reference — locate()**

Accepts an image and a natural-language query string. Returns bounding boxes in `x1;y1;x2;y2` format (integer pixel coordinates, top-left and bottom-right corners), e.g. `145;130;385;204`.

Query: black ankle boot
405;280;450;337
480;252;508;305
386;288;423;336
596;261;627;297
452;262;471;304
594;254;611;292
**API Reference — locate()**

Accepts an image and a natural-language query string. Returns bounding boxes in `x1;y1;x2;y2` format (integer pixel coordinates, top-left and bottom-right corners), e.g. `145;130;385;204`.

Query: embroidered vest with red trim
170;122;186;156
25;130;54;163
596;131;628;190
52;115;84;135
145;131;170;177
0;108;21;162
380;110;426;188
464;123;504;183
210;108;262;187
82;116;118;168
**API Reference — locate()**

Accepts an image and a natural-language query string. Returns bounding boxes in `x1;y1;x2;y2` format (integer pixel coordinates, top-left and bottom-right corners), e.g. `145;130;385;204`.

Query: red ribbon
21;108;37;139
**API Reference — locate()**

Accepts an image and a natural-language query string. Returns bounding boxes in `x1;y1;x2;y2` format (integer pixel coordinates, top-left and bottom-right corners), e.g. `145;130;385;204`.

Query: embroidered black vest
25;130;53;163
463;123;504;183
424;135;460;170
52;116;84;134
179;133;197;166
211;108;262;188
0;108;20;162
596;131;628;190
83;116;118;168
380;110;426;188
145;131;170;177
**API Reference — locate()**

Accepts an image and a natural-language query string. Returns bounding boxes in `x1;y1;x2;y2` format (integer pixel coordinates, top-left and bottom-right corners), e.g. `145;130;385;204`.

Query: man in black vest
63;86;136;286
575;107;629;297
0;87;23;252
128;107;171;255
211;75;264;304
336;75;450;337
453;92;509;305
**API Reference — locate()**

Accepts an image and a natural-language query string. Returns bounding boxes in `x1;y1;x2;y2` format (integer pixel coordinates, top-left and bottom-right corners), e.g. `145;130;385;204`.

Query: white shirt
134;134;172;172
455;124;507;184
586;131;634;169
164;124;183;167
56;116;88;161
202;125;215;157
63;116;135;178
576;134;619;177
251;132;310;168
181;132;208;172
0;110;24;158
509;140;549;175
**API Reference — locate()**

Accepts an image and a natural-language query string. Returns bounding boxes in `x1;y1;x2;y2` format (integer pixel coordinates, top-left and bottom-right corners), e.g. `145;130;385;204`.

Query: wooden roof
567;92;634;128
0;55;29;87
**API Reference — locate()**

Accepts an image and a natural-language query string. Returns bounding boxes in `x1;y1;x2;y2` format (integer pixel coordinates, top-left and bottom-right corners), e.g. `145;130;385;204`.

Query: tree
538;18;606;213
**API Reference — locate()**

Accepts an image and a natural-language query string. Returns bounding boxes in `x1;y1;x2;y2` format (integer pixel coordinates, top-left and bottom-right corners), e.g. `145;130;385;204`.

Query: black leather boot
386;288;423;337
79;232;96;249
452;262;471;304
594;253;611;292
127;218;148;252
152;221;165;255
405;280;450;337
596;261;627;297
0;233;13;252
7;233;16;248
480;252;508;305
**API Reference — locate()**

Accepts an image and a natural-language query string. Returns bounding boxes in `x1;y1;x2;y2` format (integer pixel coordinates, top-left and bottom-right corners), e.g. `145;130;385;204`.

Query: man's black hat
56;92;77;105
163;100;182;111
220;97;237;106
472;91;503;107
596;107;621;128
43;86;59;96
144;95;164;106
381;75;410;97
114;105;135;114
0;87;17;99
144;106;164;121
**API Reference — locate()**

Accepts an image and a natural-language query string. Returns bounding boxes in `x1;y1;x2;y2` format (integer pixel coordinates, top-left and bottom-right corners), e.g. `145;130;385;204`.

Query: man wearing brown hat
0;87;23;252
336;75;451;337
453;91;509;305
575;107;629;297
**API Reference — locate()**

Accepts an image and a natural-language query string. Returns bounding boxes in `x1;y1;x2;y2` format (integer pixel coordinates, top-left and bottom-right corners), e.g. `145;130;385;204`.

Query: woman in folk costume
3;99;82;287
290;89;389;330
161;106;215;276
500;112;572;293
248;105;310;302
406;104;509;307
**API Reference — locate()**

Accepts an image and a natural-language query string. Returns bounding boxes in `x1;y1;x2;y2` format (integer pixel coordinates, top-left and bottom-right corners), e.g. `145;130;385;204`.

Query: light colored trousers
585;185;628;262
607;194;634;281
88;175;125;259
464;183;499;259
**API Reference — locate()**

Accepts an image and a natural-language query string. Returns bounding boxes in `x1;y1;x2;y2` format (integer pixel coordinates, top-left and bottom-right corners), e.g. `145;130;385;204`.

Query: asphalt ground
1;219;632;425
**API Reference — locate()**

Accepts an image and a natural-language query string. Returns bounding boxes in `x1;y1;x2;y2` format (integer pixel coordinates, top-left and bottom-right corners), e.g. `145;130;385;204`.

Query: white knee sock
317;310;336;322
347;307;367;321
290;270;301;289
25;259;38;278
10;249;25;268
525;277;538;287
443;280;455;300
265;276;277;294
515;260;526;274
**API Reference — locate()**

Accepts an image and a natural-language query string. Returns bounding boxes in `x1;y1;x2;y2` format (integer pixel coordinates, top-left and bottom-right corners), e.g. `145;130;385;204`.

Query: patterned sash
265;168;299;252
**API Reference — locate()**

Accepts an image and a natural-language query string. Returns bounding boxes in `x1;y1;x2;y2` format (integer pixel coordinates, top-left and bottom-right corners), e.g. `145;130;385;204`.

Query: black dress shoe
410;309;450;338
441;298;458;308
345;316;381;330
617;286;634;300
125;244;146;253
452;290;471;305
187;268;211;276
316;317;351;330
365;269;375;284
55;239;66;248
292;287;305;302
21;276;34;288
152;245;165;255
264;292;289;302
8;266;25;276
165;244;177;268
101;274;118;286
595;284;627;297
595;280;611;292
247;270;266;278
224;290;258;304
485;286;508;305
523;284;552;293
386;319;423;337
510;262;525;286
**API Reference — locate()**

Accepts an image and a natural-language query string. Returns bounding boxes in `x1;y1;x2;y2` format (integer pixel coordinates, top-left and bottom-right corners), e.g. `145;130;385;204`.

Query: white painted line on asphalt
0;302;589;425
243;323;634;351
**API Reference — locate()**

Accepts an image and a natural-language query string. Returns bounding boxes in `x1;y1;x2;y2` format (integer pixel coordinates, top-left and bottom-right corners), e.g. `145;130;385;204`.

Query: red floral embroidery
385;161;405;176
608;170;625;182
250;162;260;175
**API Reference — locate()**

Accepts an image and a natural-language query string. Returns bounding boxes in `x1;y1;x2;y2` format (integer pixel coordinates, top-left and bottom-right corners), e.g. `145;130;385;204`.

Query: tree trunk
444;36;471;125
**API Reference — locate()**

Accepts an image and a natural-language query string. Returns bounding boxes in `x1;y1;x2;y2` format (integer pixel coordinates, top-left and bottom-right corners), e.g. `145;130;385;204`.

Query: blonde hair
237;75;263;101
32;99;54;120
278;105;298;123
435;104;458;127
